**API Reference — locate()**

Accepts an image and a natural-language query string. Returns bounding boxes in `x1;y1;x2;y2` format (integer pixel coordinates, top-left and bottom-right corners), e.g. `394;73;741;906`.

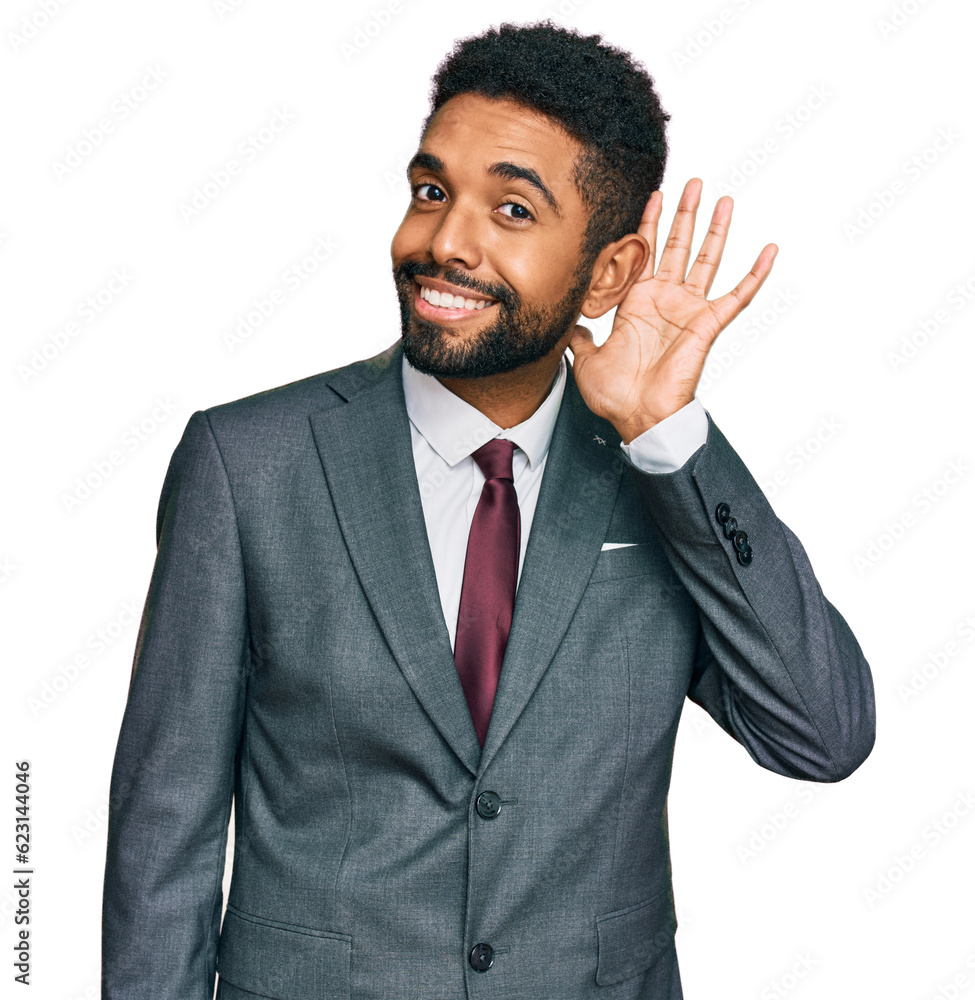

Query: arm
625;415;874;781
571;178;874;781
102;410;249;999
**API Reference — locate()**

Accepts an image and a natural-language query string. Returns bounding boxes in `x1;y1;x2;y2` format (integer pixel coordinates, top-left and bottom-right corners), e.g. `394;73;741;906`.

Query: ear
579;233;651;319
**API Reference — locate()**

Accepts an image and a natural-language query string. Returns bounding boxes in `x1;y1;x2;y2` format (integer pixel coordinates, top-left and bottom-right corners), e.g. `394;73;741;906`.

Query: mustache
395;259;518;310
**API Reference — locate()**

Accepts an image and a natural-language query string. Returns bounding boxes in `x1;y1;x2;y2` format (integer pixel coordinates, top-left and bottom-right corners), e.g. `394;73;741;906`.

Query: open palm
570;178;778;444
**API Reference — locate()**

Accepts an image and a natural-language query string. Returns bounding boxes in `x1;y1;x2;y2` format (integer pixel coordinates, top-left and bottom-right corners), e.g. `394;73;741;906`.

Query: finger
636;190;663;278
655;177;702;283
684;196;733;297
567;324;596;361
709;243;779;331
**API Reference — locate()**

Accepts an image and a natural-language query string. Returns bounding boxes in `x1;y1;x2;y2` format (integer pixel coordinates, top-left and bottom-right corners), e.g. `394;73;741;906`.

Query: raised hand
569;178;778;444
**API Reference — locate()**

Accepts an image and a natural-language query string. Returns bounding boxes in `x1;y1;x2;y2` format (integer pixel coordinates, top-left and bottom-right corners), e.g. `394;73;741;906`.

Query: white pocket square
600;542;639;551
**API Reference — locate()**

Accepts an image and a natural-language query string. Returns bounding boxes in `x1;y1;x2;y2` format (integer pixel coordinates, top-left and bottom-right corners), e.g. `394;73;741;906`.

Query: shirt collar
401;351;567;470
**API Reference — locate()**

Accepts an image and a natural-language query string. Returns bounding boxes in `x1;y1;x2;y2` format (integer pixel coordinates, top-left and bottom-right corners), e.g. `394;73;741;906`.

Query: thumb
568;324;596;362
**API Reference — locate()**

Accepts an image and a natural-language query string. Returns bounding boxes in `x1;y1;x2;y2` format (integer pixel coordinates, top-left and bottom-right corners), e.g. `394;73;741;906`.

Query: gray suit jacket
102;341;875;1000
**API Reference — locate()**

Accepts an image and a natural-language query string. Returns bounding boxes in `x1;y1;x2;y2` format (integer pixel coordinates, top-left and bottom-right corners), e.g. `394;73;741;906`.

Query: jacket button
737;545;753;566
733;530;749;553
722;516;738;539
469;943;494;972
715;502;731;525
475;791;502;819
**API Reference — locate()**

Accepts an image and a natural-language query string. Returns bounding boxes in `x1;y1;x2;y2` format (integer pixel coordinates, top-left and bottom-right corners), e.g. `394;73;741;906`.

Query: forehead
419;93;583;195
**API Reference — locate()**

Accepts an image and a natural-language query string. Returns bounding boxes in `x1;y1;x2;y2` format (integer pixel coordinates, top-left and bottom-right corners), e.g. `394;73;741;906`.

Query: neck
436;343;568;429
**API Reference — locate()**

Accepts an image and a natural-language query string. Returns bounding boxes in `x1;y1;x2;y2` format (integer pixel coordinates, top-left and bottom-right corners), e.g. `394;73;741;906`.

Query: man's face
390;93;595;379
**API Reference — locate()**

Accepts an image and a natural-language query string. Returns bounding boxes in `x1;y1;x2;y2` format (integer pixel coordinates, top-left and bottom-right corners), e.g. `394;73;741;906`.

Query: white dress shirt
401;354;708;650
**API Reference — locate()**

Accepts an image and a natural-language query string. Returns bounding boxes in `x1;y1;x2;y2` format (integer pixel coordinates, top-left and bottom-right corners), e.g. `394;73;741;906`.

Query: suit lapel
309;345;623;776
308;343;482;775
479;364;624;771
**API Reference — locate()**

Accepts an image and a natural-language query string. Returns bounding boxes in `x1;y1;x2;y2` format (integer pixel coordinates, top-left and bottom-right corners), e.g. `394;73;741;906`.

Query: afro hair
425;21;670;266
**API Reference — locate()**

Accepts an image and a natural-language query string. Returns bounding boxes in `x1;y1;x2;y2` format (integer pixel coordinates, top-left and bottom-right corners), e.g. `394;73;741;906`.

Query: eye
496;201;534;221
413;183;446;202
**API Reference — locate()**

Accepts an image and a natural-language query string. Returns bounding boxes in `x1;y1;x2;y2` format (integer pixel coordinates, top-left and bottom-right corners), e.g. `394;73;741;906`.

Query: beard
392;258;593;379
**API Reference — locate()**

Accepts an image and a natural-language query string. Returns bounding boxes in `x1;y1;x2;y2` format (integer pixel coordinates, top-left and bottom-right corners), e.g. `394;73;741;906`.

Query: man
102;22;875;1000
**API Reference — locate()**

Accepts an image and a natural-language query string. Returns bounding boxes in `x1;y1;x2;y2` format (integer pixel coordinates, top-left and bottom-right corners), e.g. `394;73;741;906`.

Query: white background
3;0;973;997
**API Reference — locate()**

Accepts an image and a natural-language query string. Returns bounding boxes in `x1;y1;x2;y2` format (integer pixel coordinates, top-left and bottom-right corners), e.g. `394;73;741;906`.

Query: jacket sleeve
102;410;249;999
626;415;875;782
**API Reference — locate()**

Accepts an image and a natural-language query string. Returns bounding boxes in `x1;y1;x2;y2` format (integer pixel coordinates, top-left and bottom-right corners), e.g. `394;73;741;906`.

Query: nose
428;200;484;272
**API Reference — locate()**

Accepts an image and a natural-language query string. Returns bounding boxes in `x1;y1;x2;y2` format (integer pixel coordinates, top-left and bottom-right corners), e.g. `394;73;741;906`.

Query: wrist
614;415;658;445
613;397;701;446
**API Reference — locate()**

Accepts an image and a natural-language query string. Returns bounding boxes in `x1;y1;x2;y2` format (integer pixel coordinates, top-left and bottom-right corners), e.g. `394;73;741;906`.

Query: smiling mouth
414;279;499;319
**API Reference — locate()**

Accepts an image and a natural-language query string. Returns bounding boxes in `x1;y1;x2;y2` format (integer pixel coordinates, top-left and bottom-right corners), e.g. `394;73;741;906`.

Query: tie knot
472;438;515;482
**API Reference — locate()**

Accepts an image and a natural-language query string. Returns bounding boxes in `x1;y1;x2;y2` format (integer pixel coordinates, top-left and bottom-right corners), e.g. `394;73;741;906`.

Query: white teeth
419;283;492;311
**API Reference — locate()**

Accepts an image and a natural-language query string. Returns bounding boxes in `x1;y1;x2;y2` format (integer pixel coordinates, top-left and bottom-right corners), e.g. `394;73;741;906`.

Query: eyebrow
406;152;562;216
407;151;445;175
488;161;561;216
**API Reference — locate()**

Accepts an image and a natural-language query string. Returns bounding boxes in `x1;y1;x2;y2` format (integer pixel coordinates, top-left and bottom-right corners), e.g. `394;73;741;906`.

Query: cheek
390;214;426;263
499;239;580;304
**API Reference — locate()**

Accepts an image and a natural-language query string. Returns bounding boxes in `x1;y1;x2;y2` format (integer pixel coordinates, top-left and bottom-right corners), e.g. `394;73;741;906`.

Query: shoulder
166;342;403;481
199;341;401;440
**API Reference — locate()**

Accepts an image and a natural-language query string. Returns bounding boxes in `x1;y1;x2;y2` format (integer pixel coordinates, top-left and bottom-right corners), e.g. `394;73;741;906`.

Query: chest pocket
589;543;660;583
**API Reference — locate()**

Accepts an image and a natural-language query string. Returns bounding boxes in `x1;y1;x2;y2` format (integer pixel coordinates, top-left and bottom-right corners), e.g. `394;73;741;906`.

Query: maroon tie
454;439;521;747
